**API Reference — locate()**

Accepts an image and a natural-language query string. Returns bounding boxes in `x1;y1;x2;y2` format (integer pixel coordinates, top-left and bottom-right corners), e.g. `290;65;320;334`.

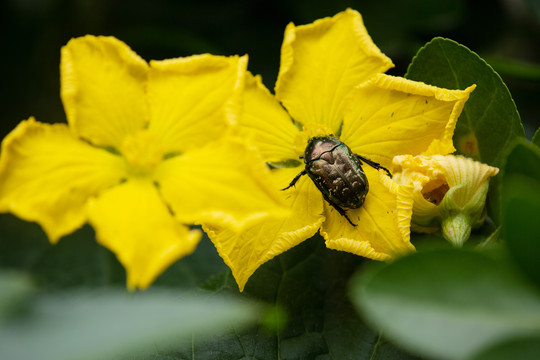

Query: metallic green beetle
283;136;391;226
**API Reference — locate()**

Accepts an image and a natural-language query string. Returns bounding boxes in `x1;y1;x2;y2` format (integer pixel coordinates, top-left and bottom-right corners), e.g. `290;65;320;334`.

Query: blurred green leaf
0;286;260;360
0;216;126;289
525;0;540;22
350;248;540;360
406;37;525;226
484;57;540;81
0;214;226;290
152;237;417;359
0;214;50;269
532;127;540;147
501;140;540;286
468;336;540;360
152;233;228;288
502;140;540;179
0;271;33;319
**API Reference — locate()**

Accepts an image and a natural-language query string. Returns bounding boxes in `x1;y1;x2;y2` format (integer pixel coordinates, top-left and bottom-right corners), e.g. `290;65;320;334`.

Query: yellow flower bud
392;154;499;246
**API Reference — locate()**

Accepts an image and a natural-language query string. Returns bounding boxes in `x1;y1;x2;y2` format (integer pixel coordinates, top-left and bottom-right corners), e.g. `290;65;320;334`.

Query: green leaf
406;37;524;167
469;336;540;360
349;248;540;360
532;126;540;148
501;140;540;285
151;236;418;359
0;285;260;360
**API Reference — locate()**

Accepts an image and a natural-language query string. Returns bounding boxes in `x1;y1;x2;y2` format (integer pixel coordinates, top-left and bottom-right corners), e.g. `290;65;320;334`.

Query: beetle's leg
281;169;307;190
355;154;392;177
325;198;357;227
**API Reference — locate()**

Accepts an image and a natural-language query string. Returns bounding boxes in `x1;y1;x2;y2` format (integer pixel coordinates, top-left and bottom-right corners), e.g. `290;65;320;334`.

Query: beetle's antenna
335;120;344;138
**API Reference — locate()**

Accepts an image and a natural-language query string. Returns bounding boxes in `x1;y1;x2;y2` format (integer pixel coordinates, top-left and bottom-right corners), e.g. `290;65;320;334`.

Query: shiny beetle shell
304;137;368;210
283;135;391;226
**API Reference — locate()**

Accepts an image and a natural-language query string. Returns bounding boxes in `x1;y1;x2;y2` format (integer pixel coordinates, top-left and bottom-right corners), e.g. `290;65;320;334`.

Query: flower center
422;179;449;205
293;122;334;156
120;130;164;175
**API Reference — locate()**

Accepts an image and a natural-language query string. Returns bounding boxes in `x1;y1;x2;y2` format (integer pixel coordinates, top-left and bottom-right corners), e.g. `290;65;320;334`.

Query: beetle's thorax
304;136;341;163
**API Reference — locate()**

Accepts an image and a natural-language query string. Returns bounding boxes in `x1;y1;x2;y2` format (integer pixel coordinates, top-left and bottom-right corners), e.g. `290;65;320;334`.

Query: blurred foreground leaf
0;271;33;319
156;237;417;360
0;281;260;360
469;336;540;360
350;249;540;360
501;141;540;286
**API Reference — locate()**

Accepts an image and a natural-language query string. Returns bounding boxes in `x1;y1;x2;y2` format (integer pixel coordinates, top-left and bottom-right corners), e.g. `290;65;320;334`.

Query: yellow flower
392;154;499;246
0;36;287;290
204;9;476;291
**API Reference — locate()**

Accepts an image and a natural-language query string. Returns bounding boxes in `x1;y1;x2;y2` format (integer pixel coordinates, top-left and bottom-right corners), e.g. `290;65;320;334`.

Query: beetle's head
304;136;341;163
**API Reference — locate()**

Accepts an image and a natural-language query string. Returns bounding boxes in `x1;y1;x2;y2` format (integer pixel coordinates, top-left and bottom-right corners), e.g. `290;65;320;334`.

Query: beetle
282;136;391;226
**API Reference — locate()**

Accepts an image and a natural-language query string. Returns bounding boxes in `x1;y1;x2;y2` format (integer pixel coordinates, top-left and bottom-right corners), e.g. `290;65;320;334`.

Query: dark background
1;0;539;140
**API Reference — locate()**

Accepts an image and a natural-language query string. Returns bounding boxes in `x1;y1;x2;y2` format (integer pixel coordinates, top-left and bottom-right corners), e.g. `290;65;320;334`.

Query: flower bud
392;155;498;246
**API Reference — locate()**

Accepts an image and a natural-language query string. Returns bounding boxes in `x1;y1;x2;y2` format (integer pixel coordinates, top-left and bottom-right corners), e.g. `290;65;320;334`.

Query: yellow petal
204;166;325;291
275;9;393;133
321;167;415;260
430;155;499;208
87;178;201;290
0;118;127;242
340;74;475;169
239;72;299;163
392;154;443;229
61;36;149;148
155;138;290;231
148;54;247;154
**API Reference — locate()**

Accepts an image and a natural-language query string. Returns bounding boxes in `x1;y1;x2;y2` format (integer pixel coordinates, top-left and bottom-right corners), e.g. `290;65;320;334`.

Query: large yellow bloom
205;9;475;291
0;36;287;290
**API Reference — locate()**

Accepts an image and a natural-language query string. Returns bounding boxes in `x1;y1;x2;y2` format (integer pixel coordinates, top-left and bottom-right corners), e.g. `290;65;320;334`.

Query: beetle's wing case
329;144;368;209
334;147;369;209
306;143;368;210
